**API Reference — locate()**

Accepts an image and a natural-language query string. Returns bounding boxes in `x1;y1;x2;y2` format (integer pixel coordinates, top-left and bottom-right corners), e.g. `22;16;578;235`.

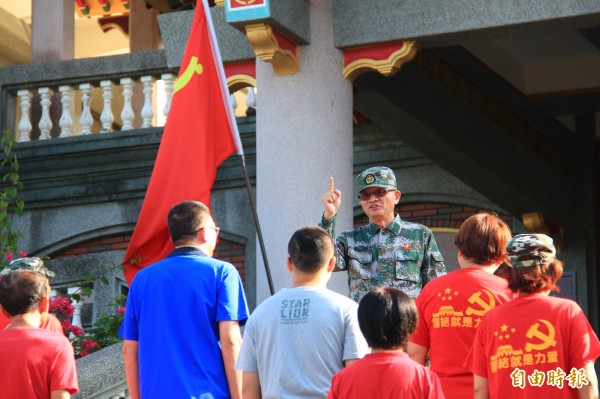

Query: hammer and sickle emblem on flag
525;319;557;352
465;289;495;316
174;56;204;94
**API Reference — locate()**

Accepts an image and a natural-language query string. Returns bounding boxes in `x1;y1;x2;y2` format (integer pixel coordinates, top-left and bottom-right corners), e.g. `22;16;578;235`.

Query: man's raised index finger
328;177;335;192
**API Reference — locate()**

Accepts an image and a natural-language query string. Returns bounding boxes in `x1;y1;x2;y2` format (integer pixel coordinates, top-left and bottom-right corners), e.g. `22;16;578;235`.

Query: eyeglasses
202;226;221;235
357;188;396;201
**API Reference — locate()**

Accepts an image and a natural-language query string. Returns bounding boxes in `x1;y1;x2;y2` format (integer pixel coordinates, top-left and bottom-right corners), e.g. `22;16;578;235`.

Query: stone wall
52;234;248;288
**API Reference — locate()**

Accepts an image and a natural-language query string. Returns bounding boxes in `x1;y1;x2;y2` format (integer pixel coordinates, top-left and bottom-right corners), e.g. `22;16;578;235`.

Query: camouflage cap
507;234;556;268
356;166;397;193
0;257;55;277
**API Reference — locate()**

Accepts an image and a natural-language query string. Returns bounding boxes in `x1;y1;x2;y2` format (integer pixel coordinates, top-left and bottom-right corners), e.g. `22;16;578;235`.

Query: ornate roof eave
75;0;214;18
342;41;419;81
75;0;130;18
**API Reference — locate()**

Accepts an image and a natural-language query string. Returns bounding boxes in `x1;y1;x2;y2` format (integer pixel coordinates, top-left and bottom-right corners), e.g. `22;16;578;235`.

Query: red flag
122;0;243;285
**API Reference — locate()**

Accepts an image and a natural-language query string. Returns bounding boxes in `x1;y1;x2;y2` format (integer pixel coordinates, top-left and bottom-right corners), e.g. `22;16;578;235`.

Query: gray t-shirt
236;286;368;399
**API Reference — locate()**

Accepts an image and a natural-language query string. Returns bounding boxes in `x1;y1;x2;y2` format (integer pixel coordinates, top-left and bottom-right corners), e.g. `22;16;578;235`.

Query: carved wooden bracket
343;41;418;81
245;23;299;76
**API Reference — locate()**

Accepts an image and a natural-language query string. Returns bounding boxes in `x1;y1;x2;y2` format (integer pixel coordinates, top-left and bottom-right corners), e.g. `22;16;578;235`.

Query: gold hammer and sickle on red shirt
525;319;557;352
465;289;496;316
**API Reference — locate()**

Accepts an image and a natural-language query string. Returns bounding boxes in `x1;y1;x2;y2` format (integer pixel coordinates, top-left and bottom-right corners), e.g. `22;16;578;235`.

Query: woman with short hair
468;234;600;399
408;212;517;398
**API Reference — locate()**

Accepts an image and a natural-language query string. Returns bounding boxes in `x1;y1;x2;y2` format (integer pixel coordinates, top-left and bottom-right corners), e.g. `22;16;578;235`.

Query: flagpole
201;0;275;296
238;153;275;296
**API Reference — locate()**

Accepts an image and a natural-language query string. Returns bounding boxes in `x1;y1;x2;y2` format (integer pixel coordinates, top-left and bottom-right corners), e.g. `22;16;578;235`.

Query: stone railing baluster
79;83;94;135
120;78;134;131
67;286;84;338
231;93;238;110
58;85;74;138
38;87;53;140
17;89;32;142
246;86;257;109
140;75;155;128
161;73;175;119
100;80;114;132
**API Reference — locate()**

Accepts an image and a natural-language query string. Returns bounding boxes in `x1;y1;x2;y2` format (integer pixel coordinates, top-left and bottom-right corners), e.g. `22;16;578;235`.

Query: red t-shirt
327;351;445;399
410;268;517;398
0;311;63;334
0;328;78;398
469;294;600;399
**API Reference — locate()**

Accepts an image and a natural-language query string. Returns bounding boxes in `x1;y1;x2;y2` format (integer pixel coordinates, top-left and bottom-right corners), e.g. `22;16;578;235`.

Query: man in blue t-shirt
120;200;249;399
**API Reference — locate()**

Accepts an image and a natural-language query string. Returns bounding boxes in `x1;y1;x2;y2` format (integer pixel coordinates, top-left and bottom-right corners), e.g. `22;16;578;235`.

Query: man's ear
395;190;401;204
197;227;208;244
326;256;336;273
286;257;293;272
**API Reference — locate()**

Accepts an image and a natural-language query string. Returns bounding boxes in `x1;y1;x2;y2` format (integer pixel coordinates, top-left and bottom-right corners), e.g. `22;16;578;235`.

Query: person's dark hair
507;260;563;294
167;201;211;245
358;287;417;350
287;226;334;273
0;270;49;316
455;212;512;265
493;262;511;281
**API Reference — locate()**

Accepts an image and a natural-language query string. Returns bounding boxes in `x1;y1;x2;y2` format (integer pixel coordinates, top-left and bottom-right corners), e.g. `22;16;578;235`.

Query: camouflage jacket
320;214;446;302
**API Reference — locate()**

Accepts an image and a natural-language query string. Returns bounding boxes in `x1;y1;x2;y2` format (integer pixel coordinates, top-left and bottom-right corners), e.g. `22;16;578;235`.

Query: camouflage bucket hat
0;257;55;278
356;166;397;193
507;234;556;268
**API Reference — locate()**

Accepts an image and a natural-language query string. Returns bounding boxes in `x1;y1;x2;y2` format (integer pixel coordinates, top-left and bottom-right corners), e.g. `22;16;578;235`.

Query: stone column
129;0;161;52
31;0;74;62
255;0;353;304
129;0;161;128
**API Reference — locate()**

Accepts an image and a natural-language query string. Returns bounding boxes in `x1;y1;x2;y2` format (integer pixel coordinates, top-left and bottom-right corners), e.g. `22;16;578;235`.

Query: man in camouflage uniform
320;166;446;302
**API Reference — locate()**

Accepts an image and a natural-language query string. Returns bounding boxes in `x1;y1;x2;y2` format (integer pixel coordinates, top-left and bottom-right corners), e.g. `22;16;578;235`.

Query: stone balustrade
14;73;176;141
0;50;256;141
14;75;256;142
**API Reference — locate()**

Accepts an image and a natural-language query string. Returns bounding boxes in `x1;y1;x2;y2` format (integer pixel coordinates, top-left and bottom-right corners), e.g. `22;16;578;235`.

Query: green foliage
0;130;127;358
0;130;24;268
66;293;126;357
55;261;127;358
80;294;126;347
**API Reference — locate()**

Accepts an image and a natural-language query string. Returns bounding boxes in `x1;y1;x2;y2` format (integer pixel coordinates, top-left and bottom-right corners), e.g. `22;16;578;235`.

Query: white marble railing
67;286;85;335
15;75;257;142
